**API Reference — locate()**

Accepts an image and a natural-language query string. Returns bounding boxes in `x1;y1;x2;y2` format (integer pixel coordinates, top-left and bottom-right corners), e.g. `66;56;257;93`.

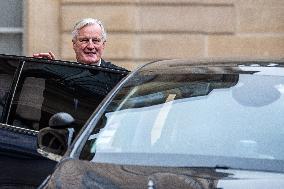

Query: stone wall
25;0;284;70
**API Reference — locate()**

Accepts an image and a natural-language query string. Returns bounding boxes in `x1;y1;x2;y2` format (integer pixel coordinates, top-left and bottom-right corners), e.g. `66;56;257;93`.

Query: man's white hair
71;18;107;41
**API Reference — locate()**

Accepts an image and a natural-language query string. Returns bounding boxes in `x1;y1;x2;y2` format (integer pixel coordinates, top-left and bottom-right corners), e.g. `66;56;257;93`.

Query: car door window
0;58;19;123
8;61;126;133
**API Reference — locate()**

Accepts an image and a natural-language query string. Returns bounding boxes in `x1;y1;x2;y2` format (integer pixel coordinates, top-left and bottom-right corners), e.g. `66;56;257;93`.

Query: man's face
73;24;105;64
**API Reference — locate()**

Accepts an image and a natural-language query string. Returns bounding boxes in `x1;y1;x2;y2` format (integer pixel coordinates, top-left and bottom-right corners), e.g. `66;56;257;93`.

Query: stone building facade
25;0;284;70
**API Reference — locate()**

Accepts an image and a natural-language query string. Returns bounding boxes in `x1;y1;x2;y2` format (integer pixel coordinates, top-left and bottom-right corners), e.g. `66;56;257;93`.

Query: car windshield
79;65;284;172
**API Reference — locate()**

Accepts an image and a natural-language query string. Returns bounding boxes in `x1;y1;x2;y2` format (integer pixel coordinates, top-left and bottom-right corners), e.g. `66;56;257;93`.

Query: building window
0;0;23;56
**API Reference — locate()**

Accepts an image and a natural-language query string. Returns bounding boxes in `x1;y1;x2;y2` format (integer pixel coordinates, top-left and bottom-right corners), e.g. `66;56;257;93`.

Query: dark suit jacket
100;59;129;72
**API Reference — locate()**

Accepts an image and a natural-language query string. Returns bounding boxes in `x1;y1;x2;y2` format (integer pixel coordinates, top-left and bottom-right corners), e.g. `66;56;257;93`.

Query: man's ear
102;41;106;49
72;39;76;49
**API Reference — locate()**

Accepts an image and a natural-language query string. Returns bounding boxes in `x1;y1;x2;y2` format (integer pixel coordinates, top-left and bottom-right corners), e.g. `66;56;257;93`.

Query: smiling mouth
84;52;96;56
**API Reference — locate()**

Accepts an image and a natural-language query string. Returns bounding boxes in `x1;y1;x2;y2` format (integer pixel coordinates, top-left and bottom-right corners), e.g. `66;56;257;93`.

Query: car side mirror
37;112;75;161
48;112;75;129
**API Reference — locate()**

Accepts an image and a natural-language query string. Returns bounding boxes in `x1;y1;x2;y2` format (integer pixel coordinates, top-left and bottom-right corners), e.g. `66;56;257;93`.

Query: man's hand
33;51;55;60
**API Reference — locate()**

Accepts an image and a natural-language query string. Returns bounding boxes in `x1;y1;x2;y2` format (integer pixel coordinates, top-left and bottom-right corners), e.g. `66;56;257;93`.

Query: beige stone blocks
112;60;144;71
139;0;234;4
237;0;284;7
61;0;234;4
61;0;136;3
138;34;204;59
60;1;236;70
208;35;284;58
238;7;284;33
61;5;137;32
138;6;235;33
61;34;74;60
104;34;137;59
61;33;205;60
25;0;60;56
28;0;283;71
61;4;235;34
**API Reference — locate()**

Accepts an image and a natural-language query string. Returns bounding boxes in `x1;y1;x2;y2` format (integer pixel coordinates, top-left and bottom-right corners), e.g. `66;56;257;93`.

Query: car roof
137;58;284;76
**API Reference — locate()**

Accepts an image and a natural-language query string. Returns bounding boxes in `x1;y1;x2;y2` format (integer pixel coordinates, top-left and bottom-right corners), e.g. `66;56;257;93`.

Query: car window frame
0;54;129;136
0;54;24;123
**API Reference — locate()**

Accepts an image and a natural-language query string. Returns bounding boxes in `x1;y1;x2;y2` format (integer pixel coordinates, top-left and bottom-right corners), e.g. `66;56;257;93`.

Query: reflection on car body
38;59;284;188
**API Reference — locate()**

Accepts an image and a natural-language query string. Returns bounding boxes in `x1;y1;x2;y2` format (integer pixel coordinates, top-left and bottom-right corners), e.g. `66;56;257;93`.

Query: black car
38;59;284;188
0;54;128;188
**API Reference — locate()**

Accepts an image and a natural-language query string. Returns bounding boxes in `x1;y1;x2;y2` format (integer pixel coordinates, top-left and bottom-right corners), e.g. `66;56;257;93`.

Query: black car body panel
0;54;129;188
45;158;284;189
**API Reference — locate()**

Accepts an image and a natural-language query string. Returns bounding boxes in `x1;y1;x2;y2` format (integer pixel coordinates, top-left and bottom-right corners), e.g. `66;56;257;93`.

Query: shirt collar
91;59;101;66
79;59;101;66
97;59;101;66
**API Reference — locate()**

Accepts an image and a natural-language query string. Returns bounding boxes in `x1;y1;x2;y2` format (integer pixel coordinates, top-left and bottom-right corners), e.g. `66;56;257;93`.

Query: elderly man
33;18;124;69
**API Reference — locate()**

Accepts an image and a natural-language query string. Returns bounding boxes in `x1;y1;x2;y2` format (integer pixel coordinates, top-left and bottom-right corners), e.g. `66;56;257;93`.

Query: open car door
0;54;128;188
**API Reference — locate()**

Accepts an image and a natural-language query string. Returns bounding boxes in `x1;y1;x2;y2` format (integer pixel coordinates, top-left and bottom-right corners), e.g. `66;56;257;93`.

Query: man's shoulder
101;59;129;72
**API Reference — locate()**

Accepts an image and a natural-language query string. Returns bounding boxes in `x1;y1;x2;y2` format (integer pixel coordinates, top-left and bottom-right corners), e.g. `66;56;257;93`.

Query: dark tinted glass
8;61;126;133
0;58;19;122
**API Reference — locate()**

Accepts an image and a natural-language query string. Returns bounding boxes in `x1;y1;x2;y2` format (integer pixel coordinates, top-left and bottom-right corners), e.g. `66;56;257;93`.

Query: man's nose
86;40;95;48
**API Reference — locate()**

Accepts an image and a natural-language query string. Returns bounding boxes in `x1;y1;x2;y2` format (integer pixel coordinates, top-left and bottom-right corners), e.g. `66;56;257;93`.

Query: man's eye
92;39;101;43
78;38;102;44
79;39;88;42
